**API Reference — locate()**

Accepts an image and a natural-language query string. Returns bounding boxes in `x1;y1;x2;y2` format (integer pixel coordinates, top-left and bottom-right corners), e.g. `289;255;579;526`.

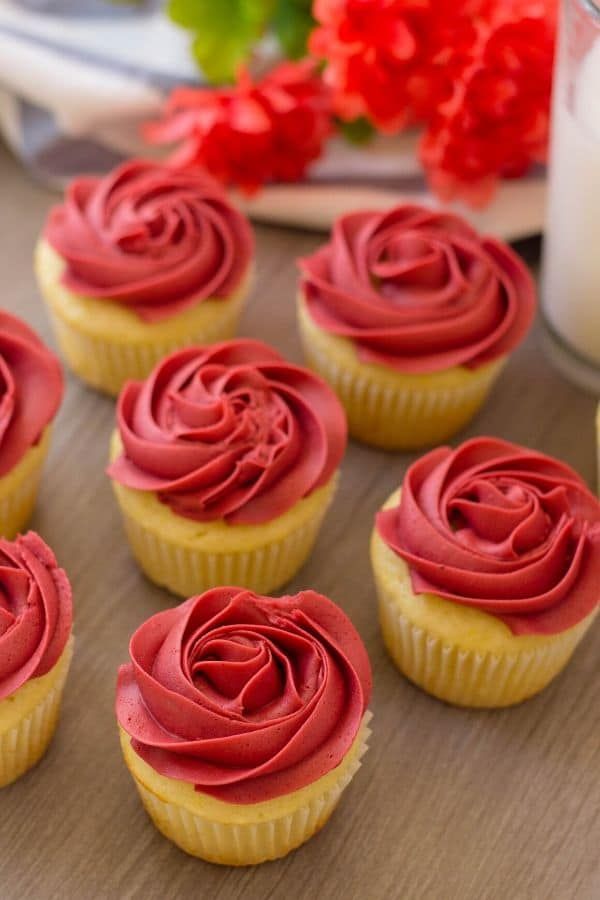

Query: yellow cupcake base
0;428;52;539
371;492;597;707
297;296;504;450
35;240;252;397
110;433;337;597
119;711;371;865
0;637;73;787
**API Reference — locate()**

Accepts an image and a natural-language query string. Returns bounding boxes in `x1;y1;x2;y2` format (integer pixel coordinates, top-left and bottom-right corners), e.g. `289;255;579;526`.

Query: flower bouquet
0;0;557;235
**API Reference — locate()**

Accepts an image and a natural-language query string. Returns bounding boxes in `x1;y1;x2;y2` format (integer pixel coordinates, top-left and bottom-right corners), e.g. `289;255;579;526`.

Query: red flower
310;0;422;131
421;9;556;205
405;3;485;123
146;0;557;205
310;0;485;131
144;60;332;193
311;0;557;204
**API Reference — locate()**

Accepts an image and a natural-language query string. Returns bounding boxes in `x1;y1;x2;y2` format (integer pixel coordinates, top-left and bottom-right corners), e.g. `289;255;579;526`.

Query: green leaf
168;0;274;83
190;26;255;84
337;117;376;145
273;0;315;60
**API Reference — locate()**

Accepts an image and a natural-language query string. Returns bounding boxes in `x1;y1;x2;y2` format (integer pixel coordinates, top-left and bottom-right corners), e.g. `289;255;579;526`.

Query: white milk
543;38;600;364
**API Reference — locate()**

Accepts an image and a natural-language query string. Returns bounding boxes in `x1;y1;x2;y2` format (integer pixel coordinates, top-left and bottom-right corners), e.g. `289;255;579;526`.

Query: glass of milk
542;0;600;391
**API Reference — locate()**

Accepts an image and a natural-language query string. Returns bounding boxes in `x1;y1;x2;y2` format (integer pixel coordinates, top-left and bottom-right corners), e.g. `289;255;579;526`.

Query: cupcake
0;311;63;538
298;205;535;450
107;339;347;597
371;438;600;707
0;533;73;787
116;586;372;865
35;159;254;396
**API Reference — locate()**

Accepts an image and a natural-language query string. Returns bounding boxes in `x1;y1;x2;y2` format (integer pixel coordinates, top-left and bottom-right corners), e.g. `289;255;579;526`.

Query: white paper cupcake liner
300;326;504;450
131;713;372;866
0;639;73;787
47;295;244;397
0;428;52;539
120;505;331;598
377;584;595;707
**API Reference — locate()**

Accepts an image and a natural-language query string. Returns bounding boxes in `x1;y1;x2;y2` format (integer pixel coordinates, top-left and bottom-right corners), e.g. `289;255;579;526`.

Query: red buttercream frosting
0;310;63;477
0;532;72;701
116;586;371;803
299;204;536;373
43;159;253;322
107;339;347;524
376;438;600;636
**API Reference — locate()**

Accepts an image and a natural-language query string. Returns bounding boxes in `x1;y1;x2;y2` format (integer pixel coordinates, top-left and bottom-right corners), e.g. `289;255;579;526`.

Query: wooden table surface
1;144;599;900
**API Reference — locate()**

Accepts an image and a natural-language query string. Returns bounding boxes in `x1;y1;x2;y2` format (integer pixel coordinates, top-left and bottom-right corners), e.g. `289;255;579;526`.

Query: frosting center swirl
300;204;536;373
116;587;371;803
44;160;254;322
0;311;63;476
376;438;600;635
108;339;347;524
0;533;72;700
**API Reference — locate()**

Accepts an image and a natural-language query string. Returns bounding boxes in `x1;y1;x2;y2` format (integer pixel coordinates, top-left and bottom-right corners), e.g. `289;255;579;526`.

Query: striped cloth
0;0;546;236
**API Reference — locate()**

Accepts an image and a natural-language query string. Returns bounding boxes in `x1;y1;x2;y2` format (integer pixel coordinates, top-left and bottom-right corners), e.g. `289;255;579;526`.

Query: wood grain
1;144;599;900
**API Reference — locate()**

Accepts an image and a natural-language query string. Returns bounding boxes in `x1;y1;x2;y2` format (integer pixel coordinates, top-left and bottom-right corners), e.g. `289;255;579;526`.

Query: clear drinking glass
542;0;600;391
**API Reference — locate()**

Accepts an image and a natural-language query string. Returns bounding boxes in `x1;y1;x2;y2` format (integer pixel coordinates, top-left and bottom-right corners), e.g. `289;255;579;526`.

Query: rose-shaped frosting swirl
299;204;536;373
0;310;63;476
0;532;72;700
108;339;347;524
116;587;371;802
43;159;253;322
376;438;600;635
